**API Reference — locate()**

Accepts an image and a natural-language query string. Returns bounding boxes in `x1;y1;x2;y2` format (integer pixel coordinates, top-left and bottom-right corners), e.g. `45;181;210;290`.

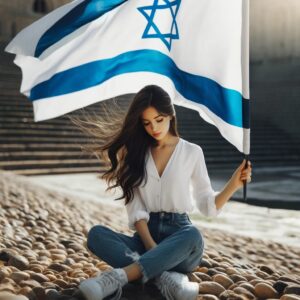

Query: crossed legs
86;224;204;284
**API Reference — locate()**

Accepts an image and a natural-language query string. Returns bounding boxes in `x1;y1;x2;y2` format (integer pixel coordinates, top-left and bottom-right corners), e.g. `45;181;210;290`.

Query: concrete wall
1;0;300;59
249;0;300;142
0;0;69;42
1;0;300;60
250;59;300;141
250;0;300;62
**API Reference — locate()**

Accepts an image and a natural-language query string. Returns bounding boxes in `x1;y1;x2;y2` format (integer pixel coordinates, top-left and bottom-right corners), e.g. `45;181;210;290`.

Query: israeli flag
5;0;250;154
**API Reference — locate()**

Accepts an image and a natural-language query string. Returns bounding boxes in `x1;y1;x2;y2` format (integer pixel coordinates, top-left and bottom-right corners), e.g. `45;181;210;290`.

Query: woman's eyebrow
142;114;162;121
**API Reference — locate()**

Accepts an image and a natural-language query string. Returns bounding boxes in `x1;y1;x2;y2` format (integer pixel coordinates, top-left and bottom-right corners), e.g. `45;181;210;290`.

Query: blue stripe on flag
35;0;127;57
30;49;250;129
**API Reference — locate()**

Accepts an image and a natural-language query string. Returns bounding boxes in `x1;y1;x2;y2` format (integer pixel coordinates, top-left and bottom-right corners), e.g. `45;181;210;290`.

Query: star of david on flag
138;0;181;51
5;0;250;155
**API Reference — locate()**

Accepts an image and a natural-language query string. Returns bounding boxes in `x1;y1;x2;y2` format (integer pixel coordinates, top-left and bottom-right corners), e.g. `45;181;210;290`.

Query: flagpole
243;154;249;202
242;0;250;204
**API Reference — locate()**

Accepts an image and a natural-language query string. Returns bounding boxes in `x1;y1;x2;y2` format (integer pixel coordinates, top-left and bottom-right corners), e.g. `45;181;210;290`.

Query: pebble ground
0;171;299;300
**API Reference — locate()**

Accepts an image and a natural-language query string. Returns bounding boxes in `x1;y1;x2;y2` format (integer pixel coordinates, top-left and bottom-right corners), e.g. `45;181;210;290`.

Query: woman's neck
155;133;180;148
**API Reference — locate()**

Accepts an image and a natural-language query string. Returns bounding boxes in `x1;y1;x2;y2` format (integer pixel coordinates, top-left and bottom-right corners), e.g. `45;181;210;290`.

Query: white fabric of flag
5;0;250;154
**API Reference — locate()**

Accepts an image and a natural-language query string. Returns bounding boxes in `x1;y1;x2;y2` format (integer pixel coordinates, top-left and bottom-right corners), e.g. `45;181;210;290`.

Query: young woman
77;85;252;300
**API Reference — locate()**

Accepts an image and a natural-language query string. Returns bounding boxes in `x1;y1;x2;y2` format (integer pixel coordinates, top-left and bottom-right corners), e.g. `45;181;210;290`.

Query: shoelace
94;271;123;300
156;274;180;300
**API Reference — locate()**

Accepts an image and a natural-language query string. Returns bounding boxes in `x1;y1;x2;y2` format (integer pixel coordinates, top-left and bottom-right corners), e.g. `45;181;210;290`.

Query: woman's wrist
145;241;157;250
228;177;240;192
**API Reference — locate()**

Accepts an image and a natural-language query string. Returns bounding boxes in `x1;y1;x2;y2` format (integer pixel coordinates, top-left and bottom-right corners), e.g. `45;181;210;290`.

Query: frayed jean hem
135;259;150;284
124;249;149;284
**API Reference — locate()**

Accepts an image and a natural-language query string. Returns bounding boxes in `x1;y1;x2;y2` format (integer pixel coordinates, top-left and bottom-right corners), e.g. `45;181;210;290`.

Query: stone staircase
1;42;299;175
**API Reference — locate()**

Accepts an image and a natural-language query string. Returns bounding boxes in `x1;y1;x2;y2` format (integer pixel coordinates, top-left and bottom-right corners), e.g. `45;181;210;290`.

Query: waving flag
5;0;250;154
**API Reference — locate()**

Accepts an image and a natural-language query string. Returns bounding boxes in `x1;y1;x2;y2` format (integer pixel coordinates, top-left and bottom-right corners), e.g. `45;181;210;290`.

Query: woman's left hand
230;159;252;191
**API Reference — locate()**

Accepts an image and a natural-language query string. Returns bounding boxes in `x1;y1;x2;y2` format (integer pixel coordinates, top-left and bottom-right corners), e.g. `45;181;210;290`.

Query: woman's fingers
241;169;251;175
240;159;252;169
241;166;252;180
241;169;252;176
236;159;253;184
240;159;247;168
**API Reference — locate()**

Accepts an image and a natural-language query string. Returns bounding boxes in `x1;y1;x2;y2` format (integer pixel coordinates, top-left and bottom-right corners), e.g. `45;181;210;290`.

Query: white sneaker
79;268;128;300
155;271;199;300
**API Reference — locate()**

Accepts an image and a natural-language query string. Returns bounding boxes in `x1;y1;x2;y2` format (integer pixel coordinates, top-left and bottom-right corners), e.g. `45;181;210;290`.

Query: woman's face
141;106;172;140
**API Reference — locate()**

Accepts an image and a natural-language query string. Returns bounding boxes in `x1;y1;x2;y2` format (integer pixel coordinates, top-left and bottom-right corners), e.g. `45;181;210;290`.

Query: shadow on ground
44;281;165;300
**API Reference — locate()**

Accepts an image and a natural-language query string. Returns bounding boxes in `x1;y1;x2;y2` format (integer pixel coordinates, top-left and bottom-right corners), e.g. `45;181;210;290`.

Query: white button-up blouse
126;137;223;230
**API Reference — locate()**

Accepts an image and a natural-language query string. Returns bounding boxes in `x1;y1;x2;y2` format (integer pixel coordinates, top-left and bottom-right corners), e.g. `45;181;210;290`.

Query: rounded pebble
0;292;29;300
254;282;279;299
199;282;226;296
212;274;234;289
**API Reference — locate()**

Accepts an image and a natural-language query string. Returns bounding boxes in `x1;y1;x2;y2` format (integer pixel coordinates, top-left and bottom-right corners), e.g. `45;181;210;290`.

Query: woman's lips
153;132;161;137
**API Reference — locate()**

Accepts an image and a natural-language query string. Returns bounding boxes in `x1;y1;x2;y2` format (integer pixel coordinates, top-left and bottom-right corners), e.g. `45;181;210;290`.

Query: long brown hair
69;85;179;205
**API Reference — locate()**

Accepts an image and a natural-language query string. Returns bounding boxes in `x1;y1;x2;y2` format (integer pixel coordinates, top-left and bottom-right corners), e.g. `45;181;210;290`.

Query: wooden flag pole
243;154;249;202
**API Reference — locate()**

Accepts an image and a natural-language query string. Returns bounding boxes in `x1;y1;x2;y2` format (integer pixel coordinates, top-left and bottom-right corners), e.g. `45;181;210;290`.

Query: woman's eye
143;118;163;126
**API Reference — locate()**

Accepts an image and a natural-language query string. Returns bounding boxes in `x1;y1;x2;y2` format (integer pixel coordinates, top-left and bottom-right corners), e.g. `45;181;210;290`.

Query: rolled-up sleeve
191;146;222;217
125;188;150;230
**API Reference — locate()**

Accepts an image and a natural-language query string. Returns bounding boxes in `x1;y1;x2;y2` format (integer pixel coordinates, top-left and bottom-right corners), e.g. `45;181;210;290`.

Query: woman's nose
151;123;157;131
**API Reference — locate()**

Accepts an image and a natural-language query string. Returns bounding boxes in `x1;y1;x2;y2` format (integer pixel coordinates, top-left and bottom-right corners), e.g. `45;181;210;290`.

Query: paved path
28;168;300;247
211;166;300;210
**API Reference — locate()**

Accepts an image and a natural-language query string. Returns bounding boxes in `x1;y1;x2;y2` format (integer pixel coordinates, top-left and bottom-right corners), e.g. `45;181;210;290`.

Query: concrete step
8;166;106;176
0;76;21;82
0;158;101;168
202;151;300;161
1;156;297;174
0;110;290;128
0;97;30;102
1;135;297;146
0;101;31;108
0;129;88;137
178;134;299;143
0;128;273;139
0;136;91;143
0;117;73;125
0;90;28;96
0;147;297;161
0;80;20;87
0;123;77;130
0;143;232;152
0;52;299;175
0;106;34;111
0;143;85;150
0;119;283;137
7;160;298;175
0;70;20;77
0;151;91;159
0;149;298;160
0;128;293;140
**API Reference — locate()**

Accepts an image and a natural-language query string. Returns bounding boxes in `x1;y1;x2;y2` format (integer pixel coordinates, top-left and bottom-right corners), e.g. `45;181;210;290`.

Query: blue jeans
86;211;205;284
